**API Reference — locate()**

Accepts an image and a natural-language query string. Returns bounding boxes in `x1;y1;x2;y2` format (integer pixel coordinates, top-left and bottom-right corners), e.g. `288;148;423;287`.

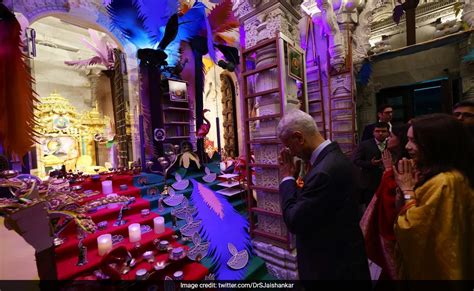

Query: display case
241;33;307;250
159;79;191;151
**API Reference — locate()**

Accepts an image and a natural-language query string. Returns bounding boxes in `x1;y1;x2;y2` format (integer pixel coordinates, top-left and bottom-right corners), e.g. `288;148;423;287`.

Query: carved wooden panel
112;49;129;167
220;74;239;157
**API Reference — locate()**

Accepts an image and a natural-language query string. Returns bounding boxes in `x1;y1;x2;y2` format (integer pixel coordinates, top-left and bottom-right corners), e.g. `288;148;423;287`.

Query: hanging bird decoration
190;179;251;280
196;109;211;139
0;1;38;158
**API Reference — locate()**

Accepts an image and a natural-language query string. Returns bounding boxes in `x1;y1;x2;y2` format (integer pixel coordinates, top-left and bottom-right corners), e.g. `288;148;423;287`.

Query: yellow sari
395;170;474;280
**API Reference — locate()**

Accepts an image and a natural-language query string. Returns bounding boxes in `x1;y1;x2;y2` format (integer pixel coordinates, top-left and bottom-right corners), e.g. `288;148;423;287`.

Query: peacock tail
190;179;252;280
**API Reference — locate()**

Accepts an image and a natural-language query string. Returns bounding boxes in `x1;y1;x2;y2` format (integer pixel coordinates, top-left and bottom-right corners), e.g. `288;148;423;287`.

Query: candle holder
113;200;133;226
146;144;180;195
76;237;88;266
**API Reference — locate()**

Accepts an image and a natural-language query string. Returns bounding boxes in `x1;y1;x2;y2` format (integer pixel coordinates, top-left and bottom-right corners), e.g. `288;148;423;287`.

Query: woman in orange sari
360;124;408;280
394;114;474;279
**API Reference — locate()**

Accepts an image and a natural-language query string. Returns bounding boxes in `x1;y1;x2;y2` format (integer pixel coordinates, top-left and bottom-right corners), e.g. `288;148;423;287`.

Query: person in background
360;124;409;280
394;113;474;279
361;104;393;141
453;99;474;126
277;109;370;282
353;122;390;207
453;99;474;140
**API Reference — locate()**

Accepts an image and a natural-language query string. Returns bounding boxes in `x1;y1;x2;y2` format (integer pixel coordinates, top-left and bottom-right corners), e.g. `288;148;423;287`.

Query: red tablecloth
55;173;208;280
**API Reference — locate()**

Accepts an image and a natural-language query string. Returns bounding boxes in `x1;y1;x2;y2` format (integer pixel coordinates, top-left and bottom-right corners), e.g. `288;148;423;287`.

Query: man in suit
353;122;390;206
361;104;393;141
277;109;370;281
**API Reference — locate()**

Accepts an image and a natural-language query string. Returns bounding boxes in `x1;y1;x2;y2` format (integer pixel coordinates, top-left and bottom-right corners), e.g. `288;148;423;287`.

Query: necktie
377;141;386;152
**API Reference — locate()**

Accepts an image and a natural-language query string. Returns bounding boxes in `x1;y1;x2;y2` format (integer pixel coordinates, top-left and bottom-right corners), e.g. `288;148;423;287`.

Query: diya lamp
135;268;148;280
173;270;184;280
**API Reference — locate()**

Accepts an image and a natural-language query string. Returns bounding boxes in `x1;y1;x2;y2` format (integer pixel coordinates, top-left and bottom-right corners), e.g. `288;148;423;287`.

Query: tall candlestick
102;180;113;194
97;234;112;256
128;223;141;243
153;217;165;234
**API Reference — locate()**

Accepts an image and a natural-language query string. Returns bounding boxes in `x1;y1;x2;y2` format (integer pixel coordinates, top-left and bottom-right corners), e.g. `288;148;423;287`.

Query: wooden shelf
245;88;279;99
250;207;282;217
242;37;277;54
163;107;191;111
242;63;278;78
248;139;280;144
246;113;280;122
249;185;279;193
249;163;279;169
308;89;321;95
164;122;189;125
251;229;288;243
165;136;189;140
330;95;354;101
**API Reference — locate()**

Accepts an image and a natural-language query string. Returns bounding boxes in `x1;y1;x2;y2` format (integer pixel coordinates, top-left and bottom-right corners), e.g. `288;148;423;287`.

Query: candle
102;180;113;194
97;234;112;256
128;223;141;243
153;217;165;234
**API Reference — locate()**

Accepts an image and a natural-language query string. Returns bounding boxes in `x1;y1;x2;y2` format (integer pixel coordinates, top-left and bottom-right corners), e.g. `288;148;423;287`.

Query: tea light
97;234;112;256
153;217;165;234
141;209;150;217
143;251;155;263
128;223;141;243
135;268;148;280
173;270;184;280
171;247;184;260
102;180;113;194
159;240;169;251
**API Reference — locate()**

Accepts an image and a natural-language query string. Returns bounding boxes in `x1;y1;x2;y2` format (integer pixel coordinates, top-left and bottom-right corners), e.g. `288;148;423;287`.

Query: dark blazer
280;142;370;280
352;139;384;198
361;123;376;141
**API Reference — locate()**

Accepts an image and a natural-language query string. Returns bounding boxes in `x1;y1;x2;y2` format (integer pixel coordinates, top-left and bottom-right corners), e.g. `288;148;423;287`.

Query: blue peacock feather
107;0;216;66
190;179;252;280
106;0;152;49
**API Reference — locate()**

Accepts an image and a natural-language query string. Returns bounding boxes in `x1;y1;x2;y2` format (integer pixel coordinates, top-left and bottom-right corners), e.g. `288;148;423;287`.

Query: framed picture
168;79;188;102
287;45;303;81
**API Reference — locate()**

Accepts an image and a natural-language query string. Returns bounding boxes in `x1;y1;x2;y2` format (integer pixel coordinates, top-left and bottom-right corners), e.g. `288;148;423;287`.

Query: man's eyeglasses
453;111;474;118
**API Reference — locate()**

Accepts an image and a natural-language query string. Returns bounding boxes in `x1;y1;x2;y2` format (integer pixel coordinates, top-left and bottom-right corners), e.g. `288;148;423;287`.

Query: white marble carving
433;20;462;39
252;240;298;262
265;262;299;279
256;190;281;212
463;0;474;28
352;0;379;64
315;0;345;70
255;168;280;188
257;214;288;237
331;73;352;97
254;249;298;269
253;144;280;164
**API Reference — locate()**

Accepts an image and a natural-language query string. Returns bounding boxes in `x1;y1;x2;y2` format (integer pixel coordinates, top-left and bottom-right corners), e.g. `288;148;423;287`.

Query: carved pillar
86;69;101;108
220;74;239;158
234;0;302;280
